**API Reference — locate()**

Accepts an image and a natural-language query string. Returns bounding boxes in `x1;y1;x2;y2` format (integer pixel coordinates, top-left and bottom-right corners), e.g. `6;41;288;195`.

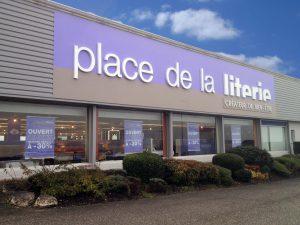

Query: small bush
127;176;142;196
148;178;168;193
164;159;220;186
1;179;29;192
260;165;271;174
233;169;252;182
228;146;273;169
275;157;300;174
272;161;291;177
103;169;127;177
123;152;164;182
28;168;107;199
217;166;234;186
103;175;130;198
212;153;245;172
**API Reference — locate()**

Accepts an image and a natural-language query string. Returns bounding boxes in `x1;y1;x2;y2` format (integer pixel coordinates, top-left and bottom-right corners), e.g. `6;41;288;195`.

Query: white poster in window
231;125;241;147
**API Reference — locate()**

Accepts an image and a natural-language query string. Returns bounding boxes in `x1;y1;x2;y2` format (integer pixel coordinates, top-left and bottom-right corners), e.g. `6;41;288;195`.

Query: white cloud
217;52;247;62
155;12;170;28
217;52;289;73
131;9;154;22
154;9;239;41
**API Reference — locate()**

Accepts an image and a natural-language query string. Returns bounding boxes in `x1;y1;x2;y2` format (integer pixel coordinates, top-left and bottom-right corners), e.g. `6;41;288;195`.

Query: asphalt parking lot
1;178;300;225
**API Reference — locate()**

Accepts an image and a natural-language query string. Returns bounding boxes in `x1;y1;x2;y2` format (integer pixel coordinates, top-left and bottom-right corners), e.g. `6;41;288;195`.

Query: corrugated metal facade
0;0;299;122
274;75;300;122
0;0;54;98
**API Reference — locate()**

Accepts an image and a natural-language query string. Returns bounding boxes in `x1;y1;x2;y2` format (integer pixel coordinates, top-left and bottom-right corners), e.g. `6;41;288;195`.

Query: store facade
1;0;300;176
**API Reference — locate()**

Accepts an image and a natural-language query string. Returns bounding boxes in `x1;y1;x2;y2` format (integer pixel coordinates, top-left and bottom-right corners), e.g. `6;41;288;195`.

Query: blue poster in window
231;125;241;147
24;117;56;159
124;120;143;154
187;123;200;152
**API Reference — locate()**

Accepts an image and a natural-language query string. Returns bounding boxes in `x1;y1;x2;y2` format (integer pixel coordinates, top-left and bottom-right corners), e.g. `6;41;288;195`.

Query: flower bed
1;152;299;208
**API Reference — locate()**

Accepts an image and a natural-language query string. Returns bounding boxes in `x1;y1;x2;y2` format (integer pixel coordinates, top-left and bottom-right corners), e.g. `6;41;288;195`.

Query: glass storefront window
0;102;87;167
173;114;216;156
261;120;287;151
224;118;254;151
97;109;164;160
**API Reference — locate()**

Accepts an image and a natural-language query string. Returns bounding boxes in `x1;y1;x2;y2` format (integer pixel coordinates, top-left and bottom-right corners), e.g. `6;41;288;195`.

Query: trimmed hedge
103;169;127;177
212;153;245;172
272;161;291;177
275;156;300;174
228;146;273;169
164;159;220;186
104;175;130;198
123;152;165;182
217;166;234;186
28;168;107;199
233;169;252;182
148;178;168;193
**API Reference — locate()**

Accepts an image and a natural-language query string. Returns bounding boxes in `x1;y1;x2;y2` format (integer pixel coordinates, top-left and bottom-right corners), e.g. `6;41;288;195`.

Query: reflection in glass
0;104;87;167
224;118;254;151
98;109;164;160
173;114;216;156
261;125;287;151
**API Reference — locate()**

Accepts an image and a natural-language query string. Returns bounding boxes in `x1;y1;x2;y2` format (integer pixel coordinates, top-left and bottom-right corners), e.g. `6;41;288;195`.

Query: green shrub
164;159;220;186
1;179;29;192
212;153;245;172
148;178;168;193
272;160;291;177
127;176;142;196
260;165;271;174
282;154;300;163
28;168;106;199
123;152;165;182
275;157;300;173
103;169;127;177
217;166;234;186
233;169;252;182
228;146;273;169
102;175;130;198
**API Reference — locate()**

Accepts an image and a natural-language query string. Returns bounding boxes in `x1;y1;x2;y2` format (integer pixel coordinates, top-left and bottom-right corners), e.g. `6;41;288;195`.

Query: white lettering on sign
73;43;153;83
200;68;215;93
224;74;271;102
224;98;272;113
74;46;95;79
166;62;192;89
73;42;273;103
27;129;53;135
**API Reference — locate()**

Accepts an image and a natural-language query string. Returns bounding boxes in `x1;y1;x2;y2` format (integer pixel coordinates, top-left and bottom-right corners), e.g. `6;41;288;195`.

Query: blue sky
55;0;300;78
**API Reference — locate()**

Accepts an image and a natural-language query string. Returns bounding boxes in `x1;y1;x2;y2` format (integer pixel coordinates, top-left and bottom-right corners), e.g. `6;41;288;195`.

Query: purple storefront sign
124;120;143;154
231;125;242;148
54;11;274;101
187;123;200;152
24;117;56;159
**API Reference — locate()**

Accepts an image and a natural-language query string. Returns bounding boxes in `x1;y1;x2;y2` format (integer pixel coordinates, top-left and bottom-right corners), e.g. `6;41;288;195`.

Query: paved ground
1;178;300;225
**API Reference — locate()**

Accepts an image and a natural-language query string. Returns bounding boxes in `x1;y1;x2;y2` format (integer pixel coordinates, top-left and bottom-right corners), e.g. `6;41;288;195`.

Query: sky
54;0;300;78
